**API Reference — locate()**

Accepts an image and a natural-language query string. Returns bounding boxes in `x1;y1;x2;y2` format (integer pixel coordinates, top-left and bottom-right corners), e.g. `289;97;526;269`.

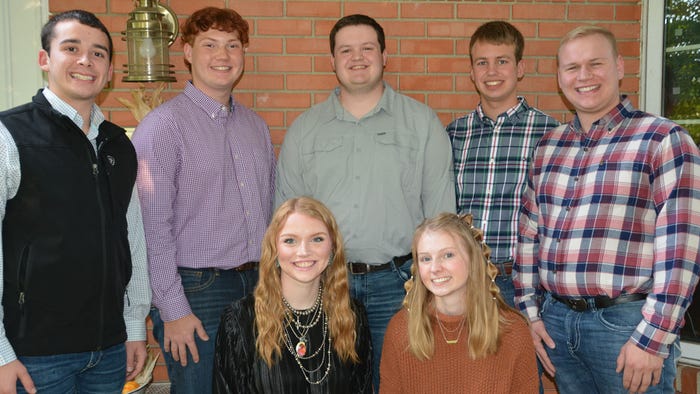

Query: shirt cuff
631;320;674;358
0;336;17;366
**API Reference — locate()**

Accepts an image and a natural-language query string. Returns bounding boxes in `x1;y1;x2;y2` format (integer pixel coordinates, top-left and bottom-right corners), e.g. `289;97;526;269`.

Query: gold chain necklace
435;309;466;345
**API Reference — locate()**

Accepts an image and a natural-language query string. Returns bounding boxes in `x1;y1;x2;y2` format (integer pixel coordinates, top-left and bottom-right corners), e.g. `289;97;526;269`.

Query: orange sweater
380;308;539;394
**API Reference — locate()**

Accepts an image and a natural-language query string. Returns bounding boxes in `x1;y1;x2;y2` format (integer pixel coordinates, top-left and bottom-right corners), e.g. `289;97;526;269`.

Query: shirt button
240;182;245;188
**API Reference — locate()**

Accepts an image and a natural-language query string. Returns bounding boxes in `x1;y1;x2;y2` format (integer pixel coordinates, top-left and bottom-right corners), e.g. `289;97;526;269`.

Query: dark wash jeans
18;343;126;393
151;267;258;394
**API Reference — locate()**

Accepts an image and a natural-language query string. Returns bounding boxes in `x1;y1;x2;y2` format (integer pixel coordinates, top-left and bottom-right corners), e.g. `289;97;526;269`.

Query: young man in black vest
0;10;150;393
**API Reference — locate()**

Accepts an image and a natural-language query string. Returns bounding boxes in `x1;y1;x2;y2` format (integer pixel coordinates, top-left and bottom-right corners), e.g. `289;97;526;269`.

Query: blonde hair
254;197;358;366
403;213;521;360
559;25;619;60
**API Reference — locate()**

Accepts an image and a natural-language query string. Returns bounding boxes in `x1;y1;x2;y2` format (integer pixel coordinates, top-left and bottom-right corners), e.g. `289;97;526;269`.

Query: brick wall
46;0;644;389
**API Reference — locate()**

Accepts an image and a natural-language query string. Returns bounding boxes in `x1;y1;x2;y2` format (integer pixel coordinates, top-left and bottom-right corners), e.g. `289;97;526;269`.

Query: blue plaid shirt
446;97;559;263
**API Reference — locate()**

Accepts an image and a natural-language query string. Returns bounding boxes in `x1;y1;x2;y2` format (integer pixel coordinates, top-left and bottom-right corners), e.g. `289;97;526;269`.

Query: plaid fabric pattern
446;97;559;262
515;97;700;356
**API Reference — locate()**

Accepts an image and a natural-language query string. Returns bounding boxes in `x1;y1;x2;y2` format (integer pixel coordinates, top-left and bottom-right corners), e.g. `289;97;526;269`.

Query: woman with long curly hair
213;197;372;393
379;213;538;393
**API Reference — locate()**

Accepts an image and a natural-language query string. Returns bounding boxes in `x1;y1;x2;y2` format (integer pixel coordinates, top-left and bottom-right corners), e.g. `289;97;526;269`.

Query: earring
328;251;335;266
275;259;280;268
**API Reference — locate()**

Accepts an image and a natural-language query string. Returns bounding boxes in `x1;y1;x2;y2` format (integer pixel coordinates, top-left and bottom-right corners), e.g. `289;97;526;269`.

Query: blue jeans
17;343;126;393
495;274;515;308
151;267;258;394
349;259;411;393
540;293;680;394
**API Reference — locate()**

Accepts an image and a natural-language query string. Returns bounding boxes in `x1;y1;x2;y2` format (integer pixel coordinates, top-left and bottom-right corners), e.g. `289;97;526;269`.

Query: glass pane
664;0;700;144
664;0;700;343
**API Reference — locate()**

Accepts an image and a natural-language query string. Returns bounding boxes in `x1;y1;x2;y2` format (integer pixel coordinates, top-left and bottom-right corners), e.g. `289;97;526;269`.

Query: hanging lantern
122;0;178;82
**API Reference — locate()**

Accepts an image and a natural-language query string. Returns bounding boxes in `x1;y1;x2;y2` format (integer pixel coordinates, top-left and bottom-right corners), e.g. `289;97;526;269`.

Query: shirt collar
330;81;394;122
571;95;630;134
475;96;529;124
183;81;235;119
42;88;104;139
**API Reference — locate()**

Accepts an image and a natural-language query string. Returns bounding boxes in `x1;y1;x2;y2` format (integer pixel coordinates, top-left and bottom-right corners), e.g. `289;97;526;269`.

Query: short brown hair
180;7;250;71
469;21;524;64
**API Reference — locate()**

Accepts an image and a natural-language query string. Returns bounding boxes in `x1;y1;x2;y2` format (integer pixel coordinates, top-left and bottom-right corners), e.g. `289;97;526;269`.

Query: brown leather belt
494;259;513;277
233;261;259;271
551;292;647;312
348;253;412;274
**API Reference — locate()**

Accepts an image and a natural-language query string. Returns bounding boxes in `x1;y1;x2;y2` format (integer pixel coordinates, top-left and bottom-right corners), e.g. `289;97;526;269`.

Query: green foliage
664;1;700;147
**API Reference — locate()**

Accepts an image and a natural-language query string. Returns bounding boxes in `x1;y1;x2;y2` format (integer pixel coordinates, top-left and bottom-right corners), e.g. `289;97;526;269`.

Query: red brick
257;19;312;36
428;93;472;111
249;37;284;54
237;74;284;90
455;75;476;92
513;4;567;20
50;0;106;13
287;38;329;54
383;21;426;38
168;0;225;16
286;74;338;90
110;1;136;14
399;39;453;55
616;5;641;21
427;57;468;74
344;2;399;18
569;5;615;21
536;58;559;74
399;75;452;92
233;1;285;17
457;4;511;20
427;21;479;39
257;55;312;72
313;57;335;73
270;128;286;145
401;3;455;19
539;23;585;39
519;75;559;92
384;56;425;73
255;92;311;109
315;20;337;37
258;111;285;128
286;2;341;18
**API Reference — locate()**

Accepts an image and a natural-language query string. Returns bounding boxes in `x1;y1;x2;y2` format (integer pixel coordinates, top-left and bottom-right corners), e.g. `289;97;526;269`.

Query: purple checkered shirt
133;82;275;321
514;97;700;357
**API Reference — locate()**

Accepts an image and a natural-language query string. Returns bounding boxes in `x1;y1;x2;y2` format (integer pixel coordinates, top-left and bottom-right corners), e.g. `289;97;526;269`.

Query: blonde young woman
213;197;372;393
380;213;538;393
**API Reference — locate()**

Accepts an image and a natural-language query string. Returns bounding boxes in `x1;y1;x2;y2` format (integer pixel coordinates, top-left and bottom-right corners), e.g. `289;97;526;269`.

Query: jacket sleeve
213;299;257;394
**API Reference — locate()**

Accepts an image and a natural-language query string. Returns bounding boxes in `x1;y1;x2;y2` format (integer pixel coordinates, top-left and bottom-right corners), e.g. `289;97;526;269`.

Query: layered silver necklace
282;285;332;384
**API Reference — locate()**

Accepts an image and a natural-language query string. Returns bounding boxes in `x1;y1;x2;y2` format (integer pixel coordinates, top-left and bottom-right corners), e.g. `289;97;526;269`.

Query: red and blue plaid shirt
514;97;700;357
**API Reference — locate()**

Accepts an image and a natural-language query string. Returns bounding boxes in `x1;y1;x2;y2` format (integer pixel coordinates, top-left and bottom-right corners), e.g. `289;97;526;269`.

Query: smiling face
470;41;523;115
557;33;624;130
277;212;333;292
331;24;387;96
184;28;246;104
38;20;113;114
416;230;470;314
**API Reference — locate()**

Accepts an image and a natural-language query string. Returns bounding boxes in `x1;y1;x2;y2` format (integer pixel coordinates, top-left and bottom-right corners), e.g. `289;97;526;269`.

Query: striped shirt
133;82;275;322
446;97;558;263
514;97;700;357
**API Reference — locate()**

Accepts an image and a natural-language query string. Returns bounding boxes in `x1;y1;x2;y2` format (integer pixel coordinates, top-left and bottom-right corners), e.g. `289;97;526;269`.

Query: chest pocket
373;130;418;189
301;137;348;193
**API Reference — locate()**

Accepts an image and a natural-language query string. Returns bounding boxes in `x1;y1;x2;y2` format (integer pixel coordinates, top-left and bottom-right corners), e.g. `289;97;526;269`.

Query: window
644;0;700;363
